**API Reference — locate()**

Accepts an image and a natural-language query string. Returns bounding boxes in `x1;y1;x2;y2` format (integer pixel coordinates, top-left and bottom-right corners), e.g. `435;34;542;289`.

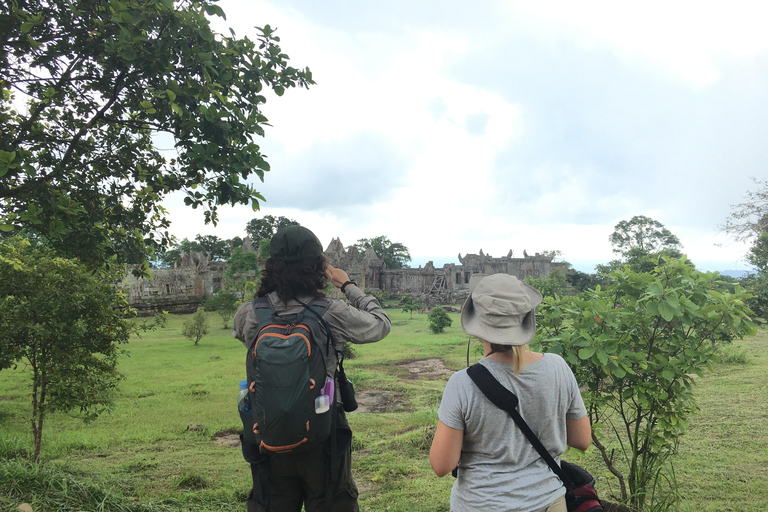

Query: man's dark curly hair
256;256;328;303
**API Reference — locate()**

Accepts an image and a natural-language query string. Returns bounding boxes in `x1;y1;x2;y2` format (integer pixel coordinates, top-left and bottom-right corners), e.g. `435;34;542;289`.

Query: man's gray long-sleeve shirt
231;285;391;351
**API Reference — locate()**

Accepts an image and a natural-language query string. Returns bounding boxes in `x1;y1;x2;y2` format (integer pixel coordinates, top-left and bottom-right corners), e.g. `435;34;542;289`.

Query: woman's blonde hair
489;343;530;374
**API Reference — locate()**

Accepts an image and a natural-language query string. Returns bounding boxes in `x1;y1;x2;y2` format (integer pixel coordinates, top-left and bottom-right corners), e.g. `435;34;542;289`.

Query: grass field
1;307;767;511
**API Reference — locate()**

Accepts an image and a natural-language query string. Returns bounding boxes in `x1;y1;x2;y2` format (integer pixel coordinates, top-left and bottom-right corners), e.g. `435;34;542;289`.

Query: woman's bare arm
429;420;464;477
566;415;591;451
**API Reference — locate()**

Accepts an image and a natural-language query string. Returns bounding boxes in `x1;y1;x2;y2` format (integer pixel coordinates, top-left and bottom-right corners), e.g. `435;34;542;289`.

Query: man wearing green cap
232;225;391;512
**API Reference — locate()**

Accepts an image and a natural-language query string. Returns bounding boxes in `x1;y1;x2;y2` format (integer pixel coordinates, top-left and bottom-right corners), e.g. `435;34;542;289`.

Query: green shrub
427;307;452;334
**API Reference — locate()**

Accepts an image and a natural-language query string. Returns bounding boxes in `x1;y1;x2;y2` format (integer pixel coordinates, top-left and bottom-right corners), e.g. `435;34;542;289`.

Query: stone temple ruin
124;238;567;315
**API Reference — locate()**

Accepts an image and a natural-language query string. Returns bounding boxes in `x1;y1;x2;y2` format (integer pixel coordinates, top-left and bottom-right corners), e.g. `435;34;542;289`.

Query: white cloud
507;0;768;88
158;0;766;274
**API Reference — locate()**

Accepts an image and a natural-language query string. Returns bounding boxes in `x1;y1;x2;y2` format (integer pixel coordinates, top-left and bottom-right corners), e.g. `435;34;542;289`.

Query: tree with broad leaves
0;237;132;460
245;215;299;245
154;234;236;267
354;236;411;269
0;0;313;274
153;237;202;268
534;255;757;511
195;234;230;261
609;216;681;256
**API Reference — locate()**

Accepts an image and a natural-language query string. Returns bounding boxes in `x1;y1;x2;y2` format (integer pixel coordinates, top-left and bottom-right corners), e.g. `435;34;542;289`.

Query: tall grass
1;309;767;511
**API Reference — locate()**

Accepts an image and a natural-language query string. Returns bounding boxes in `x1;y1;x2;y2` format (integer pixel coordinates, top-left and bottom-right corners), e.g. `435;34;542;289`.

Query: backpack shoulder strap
466;363;574;488
251;296;275;324
295;297;335;358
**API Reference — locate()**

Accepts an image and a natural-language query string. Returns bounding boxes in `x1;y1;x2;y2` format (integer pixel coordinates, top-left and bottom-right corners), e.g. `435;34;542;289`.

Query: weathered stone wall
126;240;567;315
123;267;220;316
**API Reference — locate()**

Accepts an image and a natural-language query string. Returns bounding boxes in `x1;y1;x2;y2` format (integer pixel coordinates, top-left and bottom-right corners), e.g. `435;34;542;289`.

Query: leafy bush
534;255;757;511
428;307;452;334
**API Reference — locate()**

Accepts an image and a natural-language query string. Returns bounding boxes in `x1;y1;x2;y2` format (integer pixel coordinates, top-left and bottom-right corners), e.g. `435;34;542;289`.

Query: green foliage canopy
195;235;231;262
534;255;757;510
0;238;131;460
0;0;313;271
609;216;681;256
355;236;411;269
427;306;452;334
245;215;299;244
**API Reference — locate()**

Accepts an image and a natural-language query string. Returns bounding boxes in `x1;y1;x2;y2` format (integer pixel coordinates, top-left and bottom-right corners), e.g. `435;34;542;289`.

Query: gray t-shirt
437;354;587;512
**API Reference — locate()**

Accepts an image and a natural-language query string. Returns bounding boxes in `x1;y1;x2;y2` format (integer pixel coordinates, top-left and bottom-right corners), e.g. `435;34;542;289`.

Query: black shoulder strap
466;363;574;489
295;297;335;359
251;296;275;324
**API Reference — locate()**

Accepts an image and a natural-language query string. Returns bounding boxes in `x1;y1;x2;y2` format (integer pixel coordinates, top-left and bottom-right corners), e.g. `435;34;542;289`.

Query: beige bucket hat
460;273;543;346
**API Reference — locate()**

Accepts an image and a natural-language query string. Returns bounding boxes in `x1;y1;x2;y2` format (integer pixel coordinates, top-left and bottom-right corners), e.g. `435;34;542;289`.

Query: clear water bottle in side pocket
238;380;251;414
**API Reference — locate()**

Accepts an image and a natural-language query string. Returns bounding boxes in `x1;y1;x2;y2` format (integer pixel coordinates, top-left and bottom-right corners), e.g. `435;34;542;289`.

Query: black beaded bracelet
340;280;357;293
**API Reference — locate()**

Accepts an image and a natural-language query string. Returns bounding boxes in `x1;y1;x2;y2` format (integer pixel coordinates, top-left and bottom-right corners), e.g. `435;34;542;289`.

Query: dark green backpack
240;296;335;454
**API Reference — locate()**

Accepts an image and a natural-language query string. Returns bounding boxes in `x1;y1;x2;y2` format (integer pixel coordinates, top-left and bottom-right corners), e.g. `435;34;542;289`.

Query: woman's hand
326;263;350;289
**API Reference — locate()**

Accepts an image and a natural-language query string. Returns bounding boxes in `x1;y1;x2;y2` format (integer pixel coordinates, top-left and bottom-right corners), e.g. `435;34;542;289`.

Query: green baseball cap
270;225;324;262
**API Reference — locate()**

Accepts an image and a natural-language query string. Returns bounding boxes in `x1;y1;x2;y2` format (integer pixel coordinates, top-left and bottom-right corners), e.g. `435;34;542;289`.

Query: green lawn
1;308;766;511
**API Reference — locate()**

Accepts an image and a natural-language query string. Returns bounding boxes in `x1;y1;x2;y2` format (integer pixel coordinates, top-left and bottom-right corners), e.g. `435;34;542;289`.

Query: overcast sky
163;0;767;273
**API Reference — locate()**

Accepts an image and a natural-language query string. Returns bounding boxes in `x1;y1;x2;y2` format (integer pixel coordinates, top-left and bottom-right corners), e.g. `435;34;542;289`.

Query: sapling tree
401;293;424;319
533;255;757;511
182;307;210;346
0;238;131;460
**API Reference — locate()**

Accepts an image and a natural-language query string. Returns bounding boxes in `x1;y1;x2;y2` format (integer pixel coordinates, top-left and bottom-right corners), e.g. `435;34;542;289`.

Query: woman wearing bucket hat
429;274;591;512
